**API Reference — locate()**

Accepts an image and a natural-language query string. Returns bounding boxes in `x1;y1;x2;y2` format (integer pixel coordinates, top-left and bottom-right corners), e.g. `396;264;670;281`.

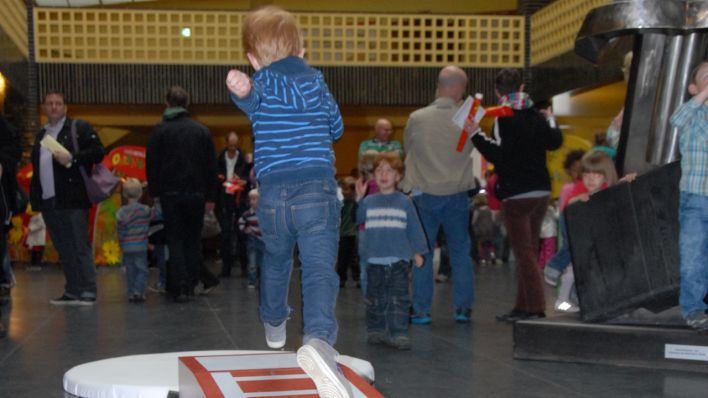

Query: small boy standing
239;189;263;288
226;6;349;397
116;178;152;303
356;152;428;350
669;60;708;332
337;177;359;288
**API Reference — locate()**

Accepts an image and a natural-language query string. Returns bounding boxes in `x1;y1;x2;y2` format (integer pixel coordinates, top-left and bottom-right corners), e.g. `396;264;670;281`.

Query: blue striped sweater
230;56;344;180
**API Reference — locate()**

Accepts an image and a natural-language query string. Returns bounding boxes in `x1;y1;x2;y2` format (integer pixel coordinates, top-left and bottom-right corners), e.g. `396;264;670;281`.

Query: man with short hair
30;92;105;306
401;66;477;324
147;86;219;302
358;118;403;158
216;131;251;278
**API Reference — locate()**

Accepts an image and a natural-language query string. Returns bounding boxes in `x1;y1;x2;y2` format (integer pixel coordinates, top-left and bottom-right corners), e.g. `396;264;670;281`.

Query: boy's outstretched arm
226;69;261;114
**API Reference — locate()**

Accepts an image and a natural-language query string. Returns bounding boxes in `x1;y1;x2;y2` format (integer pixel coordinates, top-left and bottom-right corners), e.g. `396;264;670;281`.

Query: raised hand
355;177;368;202
226;69;252;98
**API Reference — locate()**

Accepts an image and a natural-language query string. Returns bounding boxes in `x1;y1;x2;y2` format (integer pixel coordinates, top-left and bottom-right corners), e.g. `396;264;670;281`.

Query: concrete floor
1;261;707;397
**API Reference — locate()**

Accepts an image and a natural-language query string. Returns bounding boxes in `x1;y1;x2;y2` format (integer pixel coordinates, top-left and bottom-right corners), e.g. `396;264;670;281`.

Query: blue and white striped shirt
231;56;344;179
670;98;708;196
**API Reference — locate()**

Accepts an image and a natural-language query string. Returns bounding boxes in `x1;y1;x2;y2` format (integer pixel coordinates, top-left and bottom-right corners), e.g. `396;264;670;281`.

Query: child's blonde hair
122;178;143;200
242;6;303;67
339;176;356;190
248;188;260;199
580;150;618;186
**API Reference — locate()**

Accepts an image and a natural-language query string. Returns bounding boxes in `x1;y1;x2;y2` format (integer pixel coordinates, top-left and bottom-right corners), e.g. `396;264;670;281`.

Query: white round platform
63;350;374;398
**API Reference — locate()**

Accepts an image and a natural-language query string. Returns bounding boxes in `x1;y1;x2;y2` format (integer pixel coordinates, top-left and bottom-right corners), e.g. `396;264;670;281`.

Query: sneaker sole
49;301;83;306
296;345;350;398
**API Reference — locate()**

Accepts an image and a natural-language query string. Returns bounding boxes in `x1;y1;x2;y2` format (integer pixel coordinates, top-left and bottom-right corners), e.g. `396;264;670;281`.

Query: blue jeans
257;177;341;345
678;191;708;318
412;192;475;314
366;260;411;338
43;207;97;299
247;235;265;285
358;231;367;295
547;213;571;273
124;251;149;295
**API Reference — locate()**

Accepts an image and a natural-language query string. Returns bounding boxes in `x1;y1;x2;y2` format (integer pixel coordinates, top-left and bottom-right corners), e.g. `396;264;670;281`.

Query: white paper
40;134;71;157
452;95;485;129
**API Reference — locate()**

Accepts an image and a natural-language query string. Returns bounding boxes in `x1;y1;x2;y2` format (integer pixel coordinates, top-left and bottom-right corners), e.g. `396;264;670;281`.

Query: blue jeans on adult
160;192;205;297
678;191;708;319
43;207;97;299
412;192;475;315
257;174;341;345
247;235;265;285
366;260;411;338
547;213;571;273
124;251;149;295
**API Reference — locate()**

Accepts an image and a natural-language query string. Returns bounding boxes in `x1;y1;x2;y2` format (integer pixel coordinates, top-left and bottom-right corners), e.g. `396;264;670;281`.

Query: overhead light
181;27;192;38
0;73;6;94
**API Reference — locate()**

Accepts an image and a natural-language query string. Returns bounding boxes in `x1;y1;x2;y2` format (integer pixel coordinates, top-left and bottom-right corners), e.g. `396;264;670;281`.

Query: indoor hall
1;0;707;397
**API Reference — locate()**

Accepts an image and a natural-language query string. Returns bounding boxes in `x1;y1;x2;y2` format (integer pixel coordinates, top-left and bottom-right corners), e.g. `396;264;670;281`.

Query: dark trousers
217;199;238;276
366;261;411;338
503;196;548;313
336;235;359;282
161;193;209;297
43;207;96;299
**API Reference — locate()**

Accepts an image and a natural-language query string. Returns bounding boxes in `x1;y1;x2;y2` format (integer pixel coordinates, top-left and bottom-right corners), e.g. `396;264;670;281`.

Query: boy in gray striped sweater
356;152;428;350
226;5;350;397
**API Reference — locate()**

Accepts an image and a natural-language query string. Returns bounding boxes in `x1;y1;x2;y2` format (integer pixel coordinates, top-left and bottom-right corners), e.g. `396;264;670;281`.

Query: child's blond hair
122;178;143;200
580;150;618;186
248;188;260;199
242;6;303;67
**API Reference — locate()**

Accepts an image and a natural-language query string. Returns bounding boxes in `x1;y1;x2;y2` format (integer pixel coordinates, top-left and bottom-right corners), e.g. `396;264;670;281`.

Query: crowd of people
0;5;705;398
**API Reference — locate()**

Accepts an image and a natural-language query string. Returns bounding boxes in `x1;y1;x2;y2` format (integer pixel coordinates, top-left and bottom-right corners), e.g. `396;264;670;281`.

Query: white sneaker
264;321;286;349
296;338;353;398
554;299;580;313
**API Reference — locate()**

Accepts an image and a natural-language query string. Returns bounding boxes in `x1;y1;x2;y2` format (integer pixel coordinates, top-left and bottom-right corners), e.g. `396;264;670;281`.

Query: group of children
116;179;264;301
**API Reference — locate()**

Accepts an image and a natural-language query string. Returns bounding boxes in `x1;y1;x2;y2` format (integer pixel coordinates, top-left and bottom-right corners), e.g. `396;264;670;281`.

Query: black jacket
146;110;218;201
472;108;562;200
30;118;105;210
0;116;22;217
215;148;251;211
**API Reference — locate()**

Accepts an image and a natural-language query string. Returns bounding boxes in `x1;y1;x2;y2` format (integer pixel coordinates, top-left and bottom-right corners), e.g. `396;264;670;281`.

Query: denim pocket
291;201;330;233
257;207;277;238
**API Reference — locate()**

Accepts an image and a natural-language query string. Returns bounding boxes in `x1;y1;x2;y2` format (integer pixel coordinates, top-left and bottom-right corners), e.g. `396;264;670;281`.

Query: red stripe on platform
179;357;224;398
238;378;316;393
340;364;386;398
230;367;305;377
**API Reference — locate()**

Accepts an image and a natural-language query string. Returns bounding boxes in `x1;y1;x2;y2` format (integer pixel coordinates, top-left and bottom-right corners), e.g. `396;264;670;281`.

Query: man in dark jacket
470;69;563;322
30;92;105;305
215;131;251;277
146;86;219;302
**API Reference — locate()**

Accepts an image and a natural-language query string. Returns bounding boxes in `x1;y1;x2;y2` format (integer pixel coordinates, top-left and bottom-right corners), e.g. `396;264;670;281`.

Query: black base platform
514;314;708;374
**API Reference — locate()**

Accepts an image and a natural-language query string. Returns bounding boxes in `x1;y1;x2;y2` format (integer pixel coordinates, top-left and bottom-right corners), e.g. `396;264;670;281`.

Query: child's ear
688;83;699;96
298;48;306;58
246;53;262;71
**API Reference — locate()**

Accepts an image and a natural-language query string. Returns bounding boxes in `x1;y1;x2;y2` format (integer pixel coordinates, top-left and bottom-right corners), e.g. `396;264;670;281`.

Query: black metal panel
37;63;503;106
514;316;708;373
565;162;680;323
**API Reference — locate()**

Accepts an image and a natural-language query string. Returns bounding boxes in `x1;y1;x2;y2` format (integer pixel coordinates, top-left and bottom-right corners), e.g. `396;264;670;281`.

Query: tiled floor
1;262;706;397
